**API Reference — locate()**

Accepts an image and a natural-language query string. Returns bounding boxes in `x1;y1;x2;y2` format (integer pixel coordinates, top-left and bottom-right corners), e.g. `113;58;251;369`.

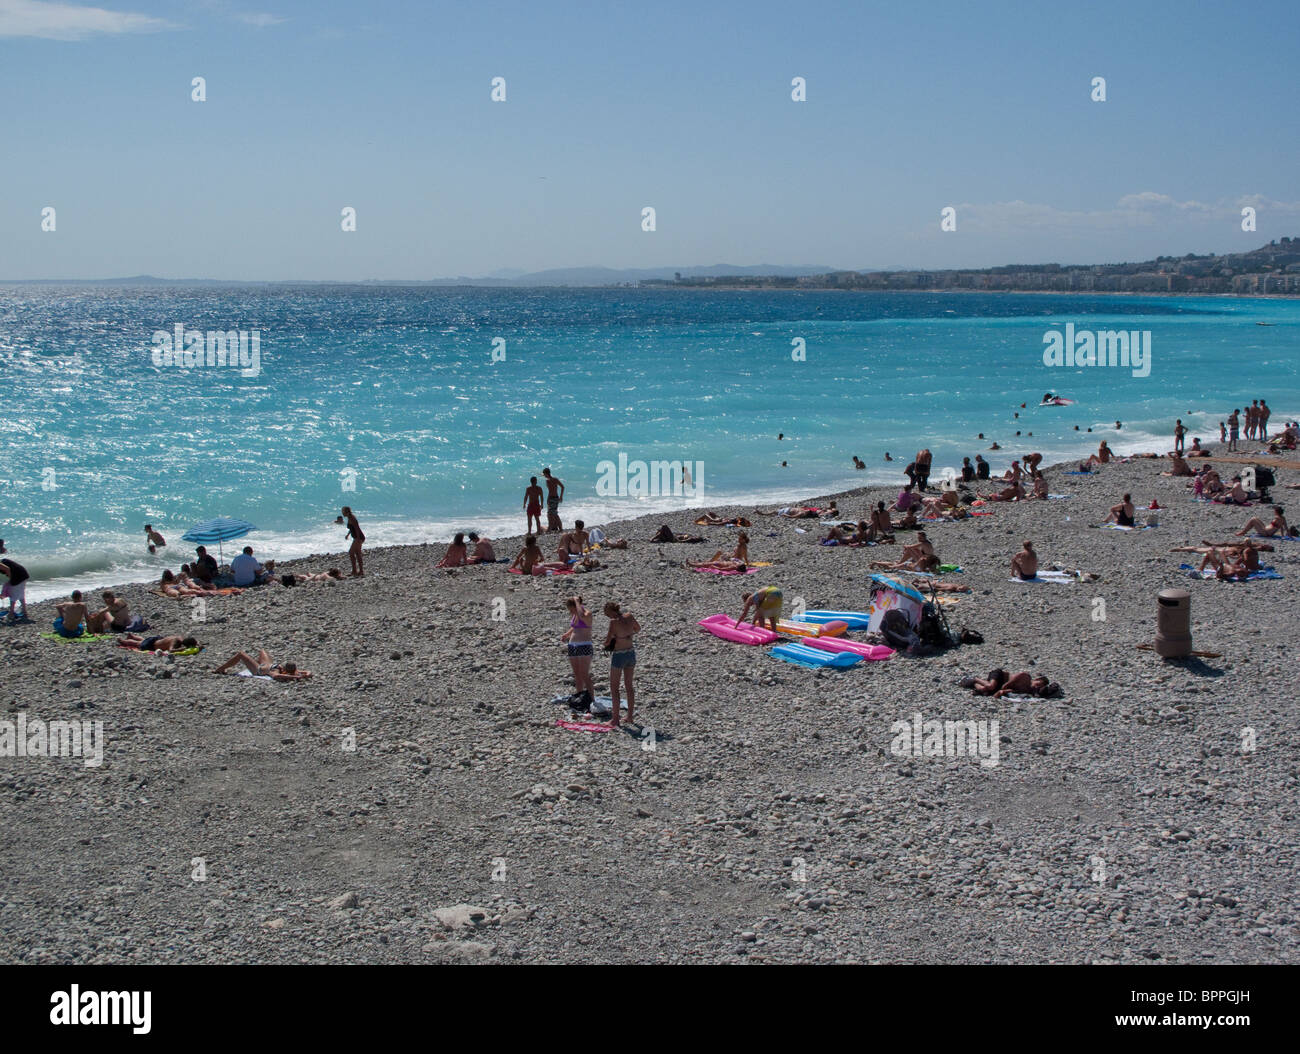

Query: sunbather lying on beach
910;579;971;593
650;525;704;543
289;568;345;583
756;505;824;519
689;557;750;572
436;532;469;568
215;650;312;681
694;512;753;526
1236;506;1293;537
961;669;1062;699
121;633;199;653
979;481;1025;502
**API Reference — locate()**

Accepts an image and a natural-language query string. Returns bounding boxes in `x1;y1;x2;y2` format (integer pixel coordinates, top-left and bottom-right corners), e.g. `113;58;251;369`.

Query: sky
1;0;1298;280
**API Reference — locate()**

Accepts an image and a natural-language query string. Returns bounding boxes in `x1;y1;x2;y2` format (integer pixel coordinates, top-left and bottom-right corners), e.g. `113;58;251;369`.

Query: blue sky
2;0;1297;279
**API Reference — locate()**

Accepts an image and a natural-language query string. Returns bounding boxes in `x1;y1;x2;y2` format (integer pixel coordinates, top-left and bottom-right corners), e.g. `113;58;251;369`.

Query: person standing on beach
523;477;543;535
603;601;640;727
1174;419;1186;455
915;449;933;491
1259;400;1271;440
0;557;31;621
1246;401;1258;441
342;506;365;577
542;468;564;532
1227;409;1240;451
561;596;594;709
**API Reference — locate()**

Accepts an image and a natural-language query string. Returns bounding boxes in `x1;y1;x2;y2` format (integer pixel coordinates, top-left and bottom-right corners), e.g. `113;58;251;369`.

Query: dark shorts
567;642;593;658
547;495;560;512
610;649;636;670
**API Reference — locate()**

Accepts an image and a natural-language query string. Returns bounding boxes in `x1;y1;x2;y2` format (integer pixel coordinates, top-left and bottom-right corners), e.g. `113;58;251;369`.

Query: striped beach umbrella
181;517;258;564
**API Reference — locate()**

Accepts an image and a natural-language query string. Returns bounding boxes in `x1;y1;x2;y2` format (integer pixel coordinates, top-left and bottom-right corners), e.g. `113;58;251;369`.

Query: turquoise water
2;286;1297;600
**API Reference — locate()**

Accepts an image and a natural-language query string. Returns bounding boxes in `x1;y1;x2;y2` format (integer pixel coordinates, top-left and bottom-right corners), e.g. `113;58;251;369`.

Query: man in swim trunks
542;468;564;532
1010;540;1038;581
1227;409;1240;451
523;477;544;535
122;633;199;653
145;524;166;551
53;590;89;638
467;532;496;563
738;586;783;632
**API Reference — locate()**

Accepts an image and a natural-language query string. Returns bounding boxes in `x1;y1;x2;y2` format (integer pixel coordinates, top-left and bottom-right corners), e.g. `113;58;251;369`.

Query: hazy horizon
3;0;1298;281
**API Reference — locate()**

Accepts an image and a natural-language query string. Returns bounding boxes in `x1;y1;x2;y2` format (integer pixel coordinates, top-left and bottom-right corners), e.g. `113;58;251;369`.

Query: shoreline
15;437;1296;610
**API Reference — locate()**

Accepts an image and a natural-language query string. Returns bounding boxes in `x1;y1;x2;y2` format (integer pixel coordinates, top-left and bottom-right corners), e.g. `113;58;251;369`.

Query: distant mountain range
0;264;837;288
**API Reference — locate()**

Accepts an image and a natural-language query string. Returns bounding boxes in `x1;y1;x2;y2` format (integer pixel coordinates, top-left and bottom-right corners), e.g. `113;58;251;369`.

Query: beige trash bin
1155;589;1192;658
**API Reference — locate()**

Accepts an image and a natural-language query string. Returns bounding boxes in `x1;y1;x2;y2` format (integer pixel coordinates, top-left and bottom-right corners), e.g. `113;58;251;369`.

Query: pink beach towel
555;718;613;733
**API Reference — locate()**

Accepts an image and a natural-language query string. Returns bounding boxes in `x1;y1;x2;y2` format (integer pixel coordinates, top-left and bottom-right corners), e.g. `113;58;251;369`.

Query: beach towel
233;668;275;681
1010;570;1074;584
152;587;241;598
555;718;613;733
507;566;573;576
1099;523;1157;531
1047;494;1073;500
691;565;759;575
41;631;114;644
1179;563;1283;581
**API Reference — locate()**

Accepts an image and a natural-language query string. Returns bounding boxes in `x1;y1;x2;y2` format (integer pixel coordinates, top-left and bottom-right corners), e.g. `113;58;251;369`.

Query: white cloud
0;0;174;39
236;12;286;27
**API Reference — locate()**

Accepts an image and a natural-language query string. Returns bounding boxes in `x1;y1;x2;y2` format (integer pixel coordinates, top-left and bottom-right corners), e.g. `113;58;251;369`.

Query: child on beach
341;507;365;577
603;602;640;726
561;596;594;709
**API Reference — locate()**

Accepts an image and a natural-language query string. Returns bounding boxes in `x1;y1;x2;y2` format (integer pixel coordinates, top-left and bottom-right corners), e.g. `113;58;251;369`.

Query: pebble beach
1;441;1297;965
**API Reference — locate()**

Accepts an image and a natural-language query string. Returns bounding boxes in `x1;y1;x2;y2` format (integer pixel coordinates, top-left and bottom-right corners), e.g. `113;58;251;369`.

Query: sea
3;285;1297;602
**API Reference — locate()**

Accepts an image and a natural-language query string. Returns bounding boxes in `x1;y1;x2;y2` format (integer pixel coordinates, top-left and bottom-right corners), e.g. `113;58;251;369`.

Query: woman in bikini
215;650;312;681
342;506;365;577
560;596;594;708
1237;506;1291;538
603;601;640;727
